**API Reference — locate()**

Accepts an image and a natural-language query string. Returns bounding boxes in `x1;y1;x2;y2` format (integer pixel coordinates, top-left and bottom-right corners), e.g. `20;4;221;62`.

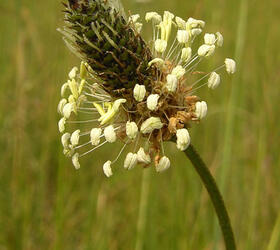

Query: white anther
104;125;117;143
148;58;165;68
124;152;138;170
159;11;174;42
69;67;78;79
133;84;146;102
99;99;126;125
80;61;87;79
69;79;79;99
181;47;192;62
177;30;189;43
70;129;80;146
68;94;75;104
147;94;160;111
216;32;223;47
225;58;236;74
155;39;167;53
176;128;191;151
137;148;151;164
103;161;113;177
58;117;66;133
191;28;202;36
126;121;138;140
195;101;208;119
171;65;186;79
145;12;162;24
198;44;216;57
134;22;143;33
62;103;73;119
61;133;71;148
61;83;69;97
208;72;221;89
58;98;67;115
129;14;140;23
63;147;74;158
163;11;175;22
175;16;186;29
204;33;216;45
72;153;80;170
78;79;86;94
140;117;163;134
90;128;102;146
156;156;170;172
166;74;178;92
112;99;126;112
187;17;205;28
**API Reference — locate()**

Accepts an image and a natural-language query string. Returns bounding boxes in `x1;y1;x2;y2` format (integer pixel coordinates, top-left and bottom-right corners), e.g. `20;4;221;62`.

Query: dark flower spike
59;0;154;93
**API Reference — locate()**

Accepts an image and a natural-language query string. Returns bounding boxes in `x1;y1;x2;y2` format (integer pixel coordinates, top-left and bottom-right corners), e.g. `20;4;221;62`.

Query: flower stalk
184;144;236;250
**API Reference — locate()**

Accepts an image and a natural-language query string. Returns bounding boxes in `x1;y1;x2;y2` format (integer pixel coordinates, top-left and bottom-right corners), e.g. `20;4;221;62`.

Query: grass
0;0;280;249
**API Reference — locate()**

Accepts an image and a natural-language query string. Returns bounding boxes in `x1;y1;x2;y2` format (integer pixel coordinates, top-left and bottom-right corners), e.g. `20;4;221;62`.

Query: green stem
184;144;236;250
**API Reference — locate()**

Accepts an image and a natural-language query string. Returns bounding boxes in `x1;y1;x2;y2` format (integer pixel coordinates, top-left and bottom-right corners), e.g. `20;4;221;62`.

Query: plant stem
184;144;236;250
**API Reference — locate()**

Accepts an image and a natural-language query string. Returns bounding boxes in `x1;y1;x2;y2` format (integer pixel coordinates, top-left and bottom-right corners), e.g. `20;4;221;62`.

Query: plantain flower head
57;0;236;176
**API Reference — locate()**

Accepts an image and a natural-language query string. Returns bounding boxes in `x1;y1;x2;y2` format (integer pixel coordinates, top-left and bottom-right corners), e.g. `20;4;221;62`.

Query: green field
1;0;280;249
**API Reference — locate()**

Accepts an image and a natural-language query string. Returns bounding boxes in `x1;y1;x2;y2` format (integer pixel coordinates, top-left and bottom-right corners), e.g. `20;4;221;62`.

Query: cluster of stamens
58;10;236;177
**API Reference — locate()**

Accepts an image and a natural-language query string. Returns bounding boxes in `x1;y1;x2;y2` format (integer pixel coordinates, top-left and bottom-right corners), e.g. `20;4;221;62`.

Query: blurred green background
1;0;280;249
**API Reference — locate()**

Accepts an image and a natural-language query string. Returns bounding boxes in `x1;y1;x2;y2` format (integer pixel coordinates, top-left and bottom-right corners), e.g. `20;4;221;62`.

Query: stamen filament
112;141;129;164
183;54;198;69
66;119;99;124
191;64;225;88
165;36;178;59
80;141;107;157
75;140;91;149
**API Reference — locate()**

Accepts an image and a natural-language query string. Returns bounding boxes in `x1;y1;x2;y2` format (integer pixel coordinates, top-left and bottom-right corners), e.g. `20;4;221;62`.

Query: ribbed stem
184;144;236;250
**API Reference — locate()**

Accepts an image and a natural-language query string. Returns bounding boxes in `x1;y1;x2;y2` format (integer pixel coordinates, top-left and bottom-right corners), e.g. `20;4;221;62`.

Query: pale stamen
183;54;198;68
185;58;202;74
166;43;181;61
191;64;225;88
165;36;178;59
75;140;92;149
66;119;99;124
112;141;129;164
133;133;141;153
79;141;107;157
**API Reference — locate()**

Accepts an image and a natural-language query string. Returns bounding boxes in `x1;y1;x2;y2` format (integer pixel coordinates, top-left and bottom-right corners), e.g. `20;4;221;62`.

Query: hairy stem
184;144;236;250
